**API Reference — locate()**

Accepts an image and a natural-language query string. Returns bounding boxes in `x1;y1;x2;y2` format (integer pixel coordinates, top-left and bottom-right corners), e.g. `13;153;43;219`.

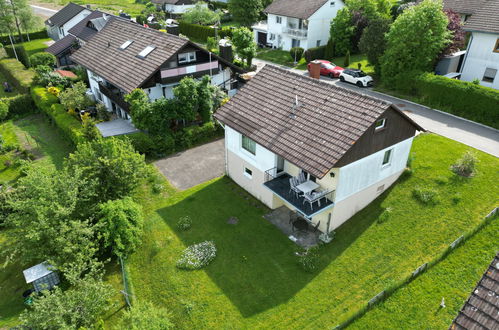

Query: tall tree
231;27;257;67
330;8;355;56
380;0;450;84
358;17;391;73
439;9;465;57
228;0;262;26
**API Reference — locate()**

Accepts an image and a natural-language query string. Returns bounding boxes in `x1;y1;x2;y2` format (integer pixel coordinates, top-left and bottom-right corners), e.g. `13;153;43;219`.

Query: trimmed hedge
179;22;233;43
0;30;48;44
31;86;85;145
0;58;35;93
413;74;499;129
4;44;30;68
304;45;326;63
0;94;35;119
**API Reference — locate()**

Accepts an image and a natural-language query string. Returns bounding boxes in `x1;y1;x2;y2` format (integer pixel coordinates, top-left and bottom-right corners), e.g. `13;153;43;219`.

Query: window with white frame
178;51;196;64
382;149;393;166
241;135;256;155
482;68;497;83
375;118;386;130
276;16;282;24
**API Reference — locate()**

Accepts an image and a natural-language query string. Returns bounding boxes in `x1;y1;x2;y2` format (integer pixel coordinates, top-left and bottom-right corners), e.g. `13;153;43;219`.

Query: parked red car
307;60;344;78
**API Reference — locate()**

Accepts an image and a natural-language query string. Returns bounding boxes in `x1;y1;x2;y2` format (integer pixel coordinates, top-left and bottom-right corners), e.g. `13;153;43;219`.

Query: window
241;135;256;155
178;51;196;64
291;39;300;48
494;39;499;53
330;1;336;6
375;118;386;130
269;33;275;40
93;88;102;102
119;40;133;50
382;149;392;166
482;68;497;83
244;167;253;178
276;16;282;24
316;40;321;47
138;45;156;58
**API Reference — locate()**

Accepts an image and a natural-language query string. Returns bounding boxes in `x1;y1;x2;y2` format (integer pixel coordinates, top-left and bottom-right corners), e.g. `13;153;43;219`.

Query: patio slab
96;119;139;137
263;206;320;248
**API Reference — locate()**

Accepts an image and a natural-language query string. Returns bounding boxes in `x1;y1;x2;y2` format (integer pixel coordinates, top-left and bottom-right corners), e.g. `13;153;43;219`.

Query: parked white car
339;69;373;87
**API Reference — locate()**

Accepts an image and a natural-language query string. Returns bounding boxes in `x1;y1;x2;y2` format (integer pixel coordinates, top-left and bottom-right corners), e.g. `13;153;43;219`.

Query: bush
29;52;56;68
175;121;222;149
0;94;34;119
4;44;30;68
176;216;192;231
297;247;320;273
34;65;72;88
176;241;217;270
412;187;439;205
304;46;326;63
0;100;8;121
451;151;477;177
0;30;48;44
377;207;392;224
179;21;216;42
0;58;35;93
343;50;350;67
289;47;304;62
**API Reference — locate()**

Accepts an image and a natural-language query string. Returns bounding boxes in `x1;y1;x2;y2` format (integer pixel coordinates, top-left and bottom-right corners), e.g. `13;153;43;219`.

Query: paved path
30;4;57;18
253;58;499;157
154;139;225;190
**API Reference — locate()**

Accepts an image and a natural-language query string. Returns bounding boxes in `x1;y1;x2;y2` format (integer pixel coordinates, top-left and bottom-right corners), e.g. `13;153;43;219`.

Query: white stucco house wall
45;3;92;41
459;0;499;89
151;0;207;16
215;65;424;235
252;0;345;50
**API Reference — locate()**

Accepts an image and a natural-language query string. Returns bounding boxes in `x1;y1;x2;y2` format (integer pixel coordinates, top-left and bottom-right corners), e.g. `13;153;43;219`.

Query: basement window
244;167;253;178
119;40;133;50
482;68;497;83
375;118;386;130
138;45;156;59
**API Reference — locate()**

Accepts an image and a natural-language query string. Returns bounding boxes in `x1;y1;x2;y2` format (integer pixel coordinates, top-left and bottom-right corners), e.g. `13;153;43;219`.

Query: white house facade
253;0;344;50
45;3;92;41
151;0;207;16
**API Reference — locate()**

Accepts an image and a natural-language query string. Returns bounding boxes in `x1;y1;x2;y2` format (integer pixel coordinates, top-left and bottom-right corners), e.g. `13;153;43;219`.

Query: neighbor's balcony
263;168;335;218
160;60;219;81
98;82;130;112
284;27;308;39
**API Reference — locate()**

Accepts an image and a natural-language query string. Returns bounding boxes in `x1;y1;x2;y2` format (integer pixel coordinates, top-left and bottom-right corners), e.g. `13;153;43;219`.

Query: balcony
263;169;334;218
284;27;308;39
160;60;219;82
98;82;130;112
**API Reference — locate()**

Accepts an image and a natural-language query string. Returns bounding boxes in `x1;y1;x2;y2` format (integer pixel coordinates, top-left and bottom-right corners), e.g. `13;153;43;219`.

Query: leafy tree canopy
228;0;263;26
182;2;222;25
231;27;257;67
330;8;355;56
29;52;56;68
358;17;391;73
59;81;92;112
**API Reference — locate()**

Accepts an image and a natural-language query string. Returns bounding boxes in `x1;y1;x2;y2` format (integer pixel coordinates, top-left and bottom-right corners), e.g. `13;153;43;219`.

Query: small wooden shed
23;262;60;292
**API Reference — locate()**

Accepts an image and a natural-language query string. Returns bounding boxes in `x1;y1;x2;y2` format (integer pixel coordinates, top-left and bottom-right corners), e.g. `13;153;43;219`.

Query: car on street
339;69;373;87
307;60;344;78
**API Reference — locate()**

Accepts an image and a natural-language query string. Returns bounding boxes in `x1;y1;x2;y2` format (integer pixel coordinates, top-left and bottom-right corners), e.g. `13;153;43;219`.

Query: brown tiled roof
45;2;87;27
451;253;499;329
264;0;328;20
214;65;419;178
464;0;499;34
45;34;77;56
67;10;108;42
443;0;488;15
71;18;188;93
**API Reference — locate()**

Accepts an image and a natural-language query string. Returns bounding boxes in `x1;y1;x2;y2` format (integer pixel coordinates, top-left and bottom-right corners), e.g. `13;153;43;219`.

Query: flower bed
176;241;216;270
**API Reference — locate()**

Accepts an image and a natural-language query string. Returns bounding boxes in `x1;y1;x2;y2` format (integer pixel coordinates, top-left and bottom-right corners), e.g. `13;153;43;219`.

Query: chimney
309;60;321;79
86;4;91;9
219;39;233;63
166;24;179;36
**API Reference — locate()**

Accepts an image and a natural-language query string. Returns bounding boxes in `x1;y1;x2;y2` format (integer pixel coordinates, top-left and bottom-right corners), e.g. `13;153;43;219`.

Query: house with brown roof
214;65;423;234
252;0;345;50
443;0;488;22
71;18;243;130
459;0;499;89
45;2;92;41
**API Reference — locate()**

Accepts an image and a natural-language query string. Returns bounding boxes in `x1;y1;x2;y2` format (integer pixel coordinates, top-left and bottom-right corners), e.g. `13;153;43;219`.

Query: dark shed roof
67;10;108;42
443;0;488;15
45;34;77;56
464;0;499;34
214;65;422;178
45;2;87;27
264;0;329;20
451;253;499;329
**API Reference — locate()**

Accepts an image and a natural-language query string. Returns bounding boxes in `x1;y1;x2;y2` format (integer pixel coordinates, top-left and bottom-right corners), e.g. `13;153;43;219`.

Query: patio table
296;180;319;194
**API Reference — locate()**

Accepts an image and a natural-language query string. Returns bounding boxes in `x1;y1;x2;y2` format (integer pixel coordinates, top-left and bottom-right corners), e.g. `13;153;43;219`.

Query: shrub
0;100;8;121
29;52;56;68
289;47;304;62
343;50;350;67
176;241;217;270
175;121;222;149
4;44;30;68
119;301;174;329
377;207;392;224
1;93;34;119
176;216;192;231
297;247;320;273
179;21;216;42
412;187;439;205
0;58;35;92
304;46;326;63
451;193;462;204
34;65;71;88
451;151;477;177
47;86;60;97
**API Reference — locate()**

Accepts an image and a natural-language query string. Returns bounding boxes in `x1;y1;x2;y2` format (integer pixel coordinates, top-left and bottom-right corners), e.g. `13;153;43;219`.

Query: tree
182;2;222;25
324;38;335;60
359;17;391;73
59;81;92;112
20;278;112;329
98;197;144;258
439;9;465;57
228;0;262;26
120;301;174;330
0;0;36;42
330;8;355;56
173;76;199;122
66;138;148;202
380;0;450;85
346;0;392;19
231;27;257;67
29;52;56;68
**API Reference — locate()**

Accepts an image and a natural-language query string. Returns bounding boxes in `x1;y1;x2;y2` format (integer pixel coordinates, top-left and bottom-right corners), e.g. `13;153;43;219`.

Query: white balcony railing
160;60;219;79
284;27;308;38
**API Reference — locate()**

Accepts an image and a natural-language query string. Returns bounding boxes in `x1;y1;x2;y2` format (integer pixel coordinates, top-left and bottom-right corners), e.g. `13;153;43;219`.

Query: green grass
127;133;499;328
20;38;52;57
0;70;19;98
30;0;146;16
349;216;499;329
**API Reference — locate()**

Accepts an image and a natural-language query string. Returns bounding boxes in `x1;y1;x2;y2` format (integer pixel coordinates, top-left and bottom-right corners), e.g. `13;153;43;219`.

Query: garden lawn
21;38;52;56
0;70;19;98
128;133;499;329
349;215;499;329
29;0;146;16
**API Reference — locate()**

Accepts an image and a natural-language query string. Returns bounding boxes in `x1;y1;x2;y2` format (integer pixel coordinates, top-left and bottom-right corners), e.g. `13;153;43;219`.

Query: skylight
119;40;133;50
138;45;156;58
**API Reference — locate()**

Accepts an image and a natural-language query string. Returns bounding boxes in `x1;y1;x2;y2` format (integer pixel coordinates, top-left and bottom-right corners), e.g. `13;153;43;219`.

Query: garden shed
22;262;60;292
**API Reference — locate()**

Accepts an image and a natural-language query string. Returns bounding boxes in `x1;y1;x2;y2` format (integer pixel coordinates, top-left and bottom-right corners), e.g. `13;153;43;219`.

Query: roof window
138;45;156;58
119;40;133;50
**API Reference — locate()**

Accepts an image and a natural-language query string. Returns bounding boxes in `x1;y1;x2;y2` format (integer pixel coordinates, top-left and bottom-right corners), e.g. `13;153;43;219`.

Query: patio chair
298;172;306;184
288;177;301;198
303;190;330;210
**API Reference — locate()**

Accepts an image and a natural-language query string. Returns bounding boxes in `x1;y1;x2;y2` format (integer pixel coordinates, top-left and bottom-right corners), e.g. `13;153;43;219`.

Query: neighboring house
252;0;345;51
45;2;92;41
151;0;207;16
71;18;243;129
460;0;499;89
214;65;423;233
450;253;499;329
443;0;488;22
46;10;115;67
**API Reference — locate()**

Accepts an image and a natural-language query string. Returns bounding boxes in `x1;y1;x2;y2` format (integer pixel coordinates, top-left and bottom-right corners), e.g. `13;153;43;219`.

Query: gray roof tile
45;2;87;27
464;0;499;34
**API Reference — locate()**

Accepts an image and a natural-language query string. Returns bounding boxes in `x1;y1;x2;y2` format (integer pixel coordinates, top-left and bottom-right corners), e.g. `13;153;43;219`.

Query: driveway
154;139;225;190
30;4;57;18
253;58;499;157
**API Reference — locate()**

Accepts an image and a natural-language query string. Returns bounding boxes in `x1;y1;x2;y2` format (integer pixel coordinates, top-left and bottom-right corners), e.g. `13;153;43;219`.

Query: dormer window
178;51;196;64
375;118;386;130
119;40;133;50
138;45;156;58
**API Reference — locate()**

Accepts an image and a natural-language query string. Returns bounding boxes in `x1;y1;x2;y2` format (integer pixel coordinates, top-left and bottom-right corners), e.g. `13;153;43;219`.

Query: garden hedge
179;22;233;43
0;30;48;44
31;86;85;145
4;44;30;68
0;94;35;119
413;73;499;129
304;45;326;63
0;58;35;93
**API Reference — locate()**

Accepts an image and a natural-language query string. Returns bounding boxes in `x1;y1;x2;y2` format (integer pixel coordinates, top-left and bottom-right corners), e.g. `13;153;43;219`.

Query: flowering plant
176;241;216;270
176;216;192;231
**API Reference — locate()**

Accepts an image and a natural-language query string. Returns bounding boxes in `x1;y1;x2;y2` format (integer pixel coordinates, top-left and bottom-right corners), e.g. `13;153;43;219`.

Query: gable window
276;16;282;24
178;51;196;64
119;40;133;50
382;149;393;166
482;68;497;83
138;45;156;59
241;135;256;155
375;118;386;130
494;39;499;53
